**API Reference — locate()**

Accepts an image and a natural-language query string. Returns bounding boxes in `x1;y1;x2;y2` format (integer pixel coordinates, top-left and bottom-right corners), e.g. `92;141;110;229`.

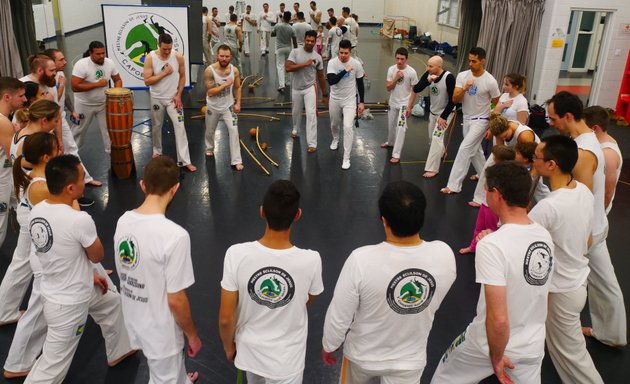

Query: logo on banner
111;12;185;81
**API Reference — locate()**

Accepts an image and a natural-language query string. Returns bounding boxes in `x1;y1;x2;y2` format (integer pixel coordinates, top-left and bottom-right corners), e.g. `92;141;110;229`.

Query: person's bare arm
28;181;51;206
174;53;186;109
218;288;238;362
485;284;514;384
237;27;244;51
573;149;597;192
517;130;535;143
292;36;298;48
204;66;232;97
386;72;402;92
285;59;314;72
0;120;14;160
452;86;467;104
317;68;328;104
143;54;173;86
603;147;620;209
516;111;528;125
85;237;104;263
57;75;66;102
71;75;107;92
112;73;122;88
168;290;202;357
233;67;242;113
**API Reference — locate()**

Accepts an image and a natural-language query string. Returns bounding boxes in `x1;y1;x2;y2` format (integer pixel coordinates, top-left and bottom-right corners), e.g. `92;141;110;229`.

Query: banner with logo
102;4;190;89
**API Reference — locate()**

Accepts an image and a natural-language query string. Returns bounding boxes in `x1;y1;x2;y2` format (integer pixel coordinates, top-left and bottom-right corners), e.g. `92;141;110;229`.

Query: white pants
4;275;46;372
202;35;212;63
546;286;603;384
147;352;193;384
24;278;132;383
586;227;627;346
276;47;292;88
330;97;357;161
246;370;303;384
243;31;252;54
260;31;271;52
150;97;192;166
446;118;487;193
0;166;12;249
386;106;408;159
61;118;94;183
204;106;242;165
431;329;543;384
73;100;110;153
292;86;318;148
425;112;455;173
340;357;423;384
0;216;32;324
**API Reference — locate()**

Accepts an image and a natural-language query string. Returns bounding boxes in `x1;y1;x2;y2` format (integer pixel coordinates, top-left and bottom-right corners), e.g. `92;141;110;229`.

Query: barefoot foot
423;171;438;178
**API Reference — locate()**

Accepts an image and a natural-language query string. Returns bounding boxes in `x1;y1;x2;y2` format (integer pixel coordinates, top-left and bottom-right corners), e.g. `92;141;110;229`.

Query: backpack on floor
528;103;549;138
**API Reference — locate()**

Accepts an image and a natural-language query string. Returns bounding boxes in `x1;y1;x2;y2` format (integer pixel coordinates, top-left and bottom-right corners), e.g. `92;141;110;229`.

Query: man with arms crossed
285;30;328;152
547;91;626;347
322;181;456;383
114;156;201;383
144;34;196;172
441;47;500;195
204;45;244;171
412;55;456;177
381;47;418;164
432;162;554;384
219;180;323;384
25;155;132;383
327;39;365;170
529;135;603;383
72;41;122;155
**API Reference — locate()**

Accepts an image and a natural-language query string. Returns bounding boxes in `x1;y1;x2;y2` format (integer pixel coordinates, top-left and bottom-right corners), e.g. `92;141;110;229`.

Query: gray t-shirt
274;23;296;49
288;48;323;90
292;21;312;46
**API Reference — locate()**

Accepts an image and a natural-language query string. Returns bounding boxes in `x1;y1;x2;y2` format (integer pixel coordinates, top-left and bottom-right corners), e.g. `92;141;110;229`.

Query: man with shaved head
412;55;456;177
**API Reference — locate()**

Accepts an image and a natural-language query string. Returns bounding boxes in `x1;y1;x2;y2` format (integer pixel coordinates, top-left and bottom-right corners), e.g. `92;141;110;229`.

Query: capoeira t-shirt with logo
322;241;456;371
72;57;118;105
455;70;501;118
113;211;195;359
465;223;554;359
327;57;365;102
221;241;323;379
29;201;98;305
386;65;418;108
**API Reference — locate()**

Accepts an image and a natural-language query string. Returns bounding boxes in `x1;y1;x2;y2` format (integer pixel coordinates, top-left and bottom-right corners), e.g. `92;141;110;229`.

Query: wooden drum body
105;88;135;179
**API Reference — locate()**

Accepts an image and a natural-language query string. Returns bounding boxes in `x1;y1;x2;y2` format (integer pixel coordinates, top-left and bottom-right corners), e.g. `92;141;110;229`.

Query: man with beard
203;45;244;171
285;29;328;152
71;41;122;156
44;48;102;188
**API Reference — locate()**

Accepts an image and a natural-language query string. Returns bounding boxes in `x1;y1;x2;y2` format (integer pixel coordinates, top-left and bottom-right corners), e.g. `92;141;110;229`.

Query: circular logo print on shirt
247;267;295;309
152;104;160;111
117;236;139;270
430;85;439;96
386;268;436;315
95;69;104;79
30;217;53;253
523;241;552;286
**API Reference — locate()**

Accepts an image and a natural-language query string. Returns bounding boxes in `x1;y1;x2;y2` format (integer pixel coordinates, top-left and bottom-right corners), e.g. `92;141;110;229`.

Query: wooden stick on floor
240;139;270;175
255;126;279;167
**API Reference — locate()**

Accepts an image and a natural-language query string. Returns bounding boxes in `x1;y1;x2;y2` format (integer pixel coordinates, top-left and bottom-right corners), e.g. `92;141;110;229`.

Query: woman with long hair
10;99;60;165
493;73;529;125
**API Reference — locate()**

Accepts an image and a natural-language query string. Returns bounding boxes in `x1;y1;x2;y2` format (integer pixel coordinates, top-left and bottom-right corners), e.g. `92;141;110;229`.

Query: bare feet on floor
380;142;392;148
423;171;438;178
152;153;161;158
3;369;29;379
234;163;244;171
205;151;214;157
107;349;138;367
459;247;473;254
389;157;400;164
469;174;479;181
468;201;481;208
185;164;197;172
87;180;103;187
440;187;456;194
188;372;199;382
0;310;25;327
307;147;317;153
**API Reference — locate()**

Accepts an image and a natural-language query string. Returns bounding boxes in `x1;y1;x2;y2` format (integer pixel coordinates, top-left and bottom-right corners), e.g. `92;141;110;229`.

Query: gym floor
0;26;628;384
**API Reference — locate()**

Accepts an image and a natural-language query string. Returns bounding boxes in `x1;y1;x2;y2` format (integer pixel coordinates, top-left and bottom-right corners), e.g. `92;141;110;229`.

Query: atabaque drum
105;87;135;179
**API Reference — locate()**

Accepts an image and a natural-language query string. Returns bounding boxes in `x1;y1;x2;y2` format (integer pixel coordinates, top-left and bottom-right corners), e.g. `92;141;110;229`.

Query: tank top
224;24;239;48
505;122;539;147
600;141;623;214
0;112;10;171
429;71;451;116
206;65;234;111
149;50;179;100
11;132;29;163
574;132;608;236
202;15;209;37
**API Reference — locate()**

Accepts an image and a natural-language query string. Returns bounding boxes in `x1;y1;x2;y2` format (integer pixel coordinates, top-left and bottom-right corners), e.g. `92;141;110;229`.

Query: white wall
59;0;141;34
201;0;385;23
530;0;630;108
384;0;459;45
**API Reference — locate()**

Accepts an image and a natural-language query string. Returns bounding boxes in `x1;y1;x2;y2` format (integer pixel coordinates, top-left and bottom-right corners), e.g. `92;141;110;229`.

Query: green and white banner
102;4;190;89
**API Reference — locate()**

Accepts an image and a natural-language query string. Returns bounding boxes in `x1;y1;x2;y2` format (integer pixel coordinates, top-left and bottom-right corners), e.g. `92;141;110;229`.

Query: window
437;0;461;28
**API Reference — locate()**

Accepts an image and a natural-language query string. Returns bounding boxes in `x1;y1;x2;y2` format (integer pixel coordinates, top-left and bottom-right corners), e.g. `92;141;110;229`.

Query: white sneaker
342;159;351;170
330;140;339;150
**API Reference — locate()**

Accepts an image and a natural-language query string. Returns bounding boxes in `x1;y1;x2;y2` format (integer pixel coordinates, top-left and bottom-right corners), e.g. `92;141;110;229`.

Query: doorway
557;10;609;105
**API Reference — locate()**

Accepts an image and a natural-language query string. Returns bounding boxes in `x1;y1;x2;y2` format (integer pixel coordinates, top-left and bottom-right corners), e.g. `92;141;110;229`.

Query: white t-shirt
323;241;456;371
327;57;364;102
29;201;98;305
292;21;313;46
498;93;528;122
466;223;553;359
72;57;118;105
221;241;323;380
456;70;501;118
241;12;255;32
387;64;418;108
328;26;345;56
529;182;593;293
114;211;195;359
259;11;273;31
344;17;359;47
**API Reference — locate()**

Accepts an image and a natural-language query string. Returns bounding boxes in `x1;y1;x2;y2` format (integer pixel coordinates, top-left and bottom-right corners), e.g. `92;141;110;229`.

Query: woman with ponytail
1;132;60;378
10;99;60;165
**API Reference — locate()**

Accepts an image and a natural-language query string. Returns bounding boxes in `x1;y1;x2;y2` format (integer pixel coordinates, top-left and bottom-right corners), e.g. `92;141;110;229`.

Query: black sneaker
78;197;95;207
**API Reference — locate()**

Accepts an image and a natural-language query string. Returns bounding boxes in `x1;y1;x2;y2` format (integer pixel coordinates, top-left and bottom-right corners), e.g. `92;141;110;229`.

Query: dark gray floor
0;25;628;384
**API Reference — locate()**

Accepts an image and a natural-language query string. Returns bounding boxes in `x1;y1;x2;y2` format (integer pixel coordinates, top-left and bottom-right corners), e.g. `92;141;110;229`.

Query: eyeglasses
531;155;546;162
